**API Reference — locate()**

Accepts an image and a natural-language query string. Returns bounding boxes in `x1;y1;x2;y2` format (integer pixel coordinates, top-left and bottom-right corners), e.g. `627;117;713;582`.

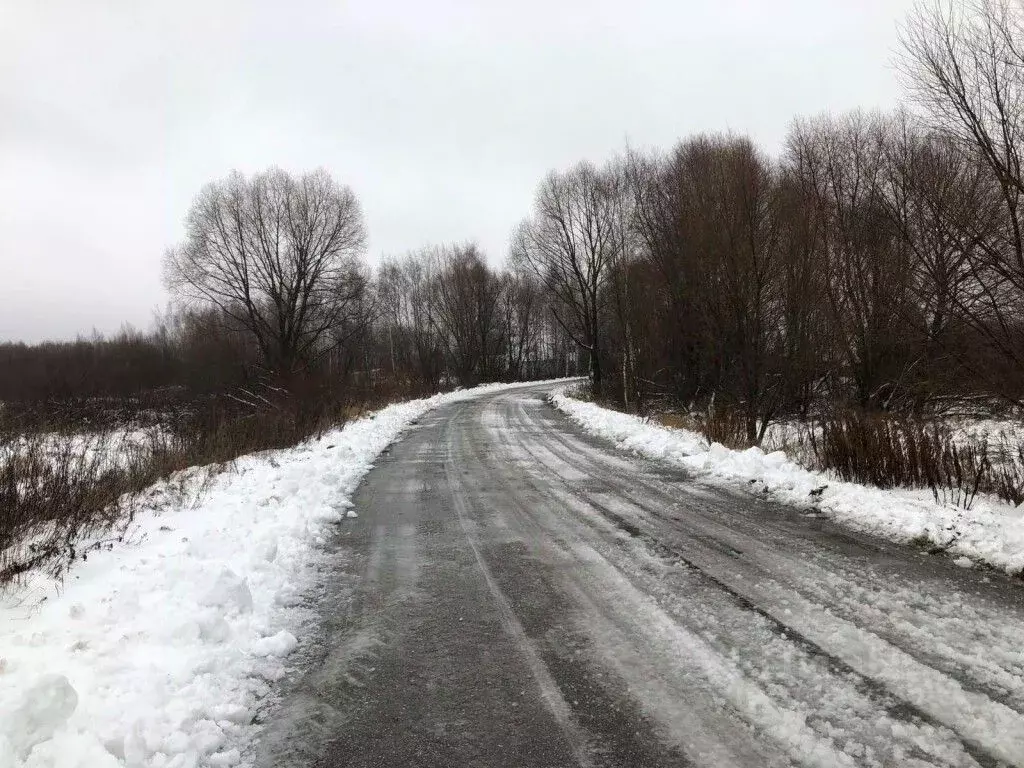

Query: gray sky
1;0;917;342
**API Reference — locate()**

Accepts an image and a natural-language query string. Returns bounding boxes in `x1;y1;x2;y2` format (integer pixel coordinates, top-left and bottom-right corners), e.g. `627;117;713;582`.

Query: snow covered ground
1;427;171;475
760;415;1024;469
551;389;1024;576
0;380;568;768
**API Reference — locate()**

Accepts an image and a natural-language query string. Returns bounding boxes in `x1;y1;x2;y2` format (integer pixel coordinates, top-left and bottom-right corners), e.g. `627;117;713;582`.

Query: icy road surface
258;384;1024;768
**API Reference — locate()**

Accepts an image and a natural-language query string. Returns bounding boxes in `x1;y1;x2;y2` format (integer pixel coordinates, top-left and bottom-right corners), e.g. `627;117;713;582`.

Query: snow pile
551;390;1024;575
0;380;565;768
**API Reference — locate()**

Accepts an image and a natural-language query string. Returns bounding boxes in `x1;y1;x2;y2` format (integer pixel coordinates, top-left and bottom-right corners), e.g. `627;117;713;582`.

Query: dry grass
990;440;1024;507
1;431;159;583
640;396;1024;510
653;405;755;450
802;411;1024;510
0;385;415;586
697;403;754;450
654;412;698;431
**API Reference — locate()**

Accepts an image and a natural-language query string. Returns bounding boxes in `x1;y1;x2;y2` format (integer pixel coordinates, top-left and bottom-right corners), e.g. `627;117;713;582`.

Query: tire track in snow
518;396;1024;711
497;391;1024;766
442;415;597;768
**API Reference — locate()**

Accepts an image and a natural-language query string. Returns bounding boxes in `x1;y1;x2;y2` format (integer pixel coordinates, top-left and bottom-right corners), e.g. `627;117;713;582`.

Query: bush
990;440;1024;507
583;390;1024;511
565;382;594;402
697;401;754;450
805;412;989;509
651;400;754;449
0;431;148;583
654;412;699;431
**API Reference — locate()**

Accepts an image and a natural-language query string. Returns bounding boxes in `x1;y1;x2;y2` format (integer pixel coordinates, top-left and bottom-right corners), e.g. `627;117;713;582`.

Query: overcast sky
1;0;918;342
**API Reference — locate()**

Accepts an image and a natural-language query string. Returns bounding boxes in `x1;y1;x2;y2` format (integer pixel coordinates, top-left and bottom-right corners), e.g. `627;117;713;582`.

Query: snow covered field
759;415;1024;469
0;380;567;768
551;389;1024;576
1;427;171;475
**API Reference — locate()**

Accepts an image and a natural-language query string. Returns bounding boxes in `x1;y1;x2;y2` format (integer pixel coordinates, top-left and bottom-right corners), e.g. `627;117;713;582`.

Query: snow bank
551;390;1024;575
0;380;566;768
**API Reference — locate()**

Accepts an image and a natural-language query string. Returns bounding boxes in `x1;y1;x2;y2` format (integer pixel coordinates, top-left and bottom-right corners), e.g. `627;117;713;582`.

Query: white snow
4;676;79;761
551;389;1024;575
249;631;297;659
0;379;569;768
2;427;175;476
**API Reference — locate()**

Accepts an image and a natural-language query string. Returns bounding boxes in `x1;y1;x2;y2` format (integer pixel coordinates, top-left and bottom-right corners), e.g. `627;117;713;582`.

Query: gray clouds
1;0;916;341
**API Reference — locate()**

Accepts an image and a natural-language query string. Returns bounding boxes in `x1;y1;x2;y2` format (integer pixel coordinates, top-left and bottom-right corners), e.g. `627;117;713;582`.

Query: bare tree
786;113;918;409
628;137;790;438
899;0;1024;395
629;146;708;402
164;168;368;377
375;252;446;391
376;259;406;382
430;244;505;386
500;270;542;381
604;154;641;410
872;112;1013;406
775;165;831;417
512;161;619;395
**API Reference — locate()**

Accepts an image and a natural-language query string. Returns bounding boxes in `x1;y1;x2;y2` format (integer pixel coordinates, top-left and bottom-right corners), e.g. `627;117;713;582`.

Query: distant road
258;383;1024;768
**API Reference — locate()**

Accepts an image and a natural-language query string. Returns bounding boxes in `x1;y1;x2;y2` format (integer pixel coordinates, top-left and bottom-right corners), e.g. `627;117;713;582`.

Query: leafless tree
604;154;642;410
430;244;505;386
899;0;1024;395
786;113;918;409
376;252;446;390
512;161;620;396
628;146;708;402
628;137;789;439
164;167;368;377
500;269;542;381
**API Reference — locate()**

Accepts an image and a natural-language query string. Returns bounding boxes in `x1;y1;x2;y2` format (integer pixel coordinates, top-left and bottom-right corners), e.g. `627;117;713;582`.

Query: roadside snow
551;390;1024;576
0;380;567;768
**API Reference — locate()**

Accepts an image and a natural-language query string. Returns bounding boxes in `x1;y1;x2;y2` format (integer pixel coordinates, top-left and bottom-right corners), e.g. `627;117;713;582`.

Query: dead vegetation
651;401;1024;511
696;402;755;451
0;384;406;586
803;412;995;509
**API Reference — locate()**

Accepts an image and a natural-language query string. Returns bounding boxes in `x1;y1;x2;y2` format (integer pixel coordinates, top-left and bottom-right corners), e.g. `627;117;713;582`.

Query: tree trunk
590;347;602;397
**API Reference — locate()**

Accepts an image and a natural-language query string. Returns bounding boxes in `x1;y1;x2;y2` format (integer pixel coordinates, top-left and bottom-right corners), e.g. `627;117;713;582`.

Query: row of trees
1;244;579;411
375;245;576;391
509;0;1024;443
155;167;579;398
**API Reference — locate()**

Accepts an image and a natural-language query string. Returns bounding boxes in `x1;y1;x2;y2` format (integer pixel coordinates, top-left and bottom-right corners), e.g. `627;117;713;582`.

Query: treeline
376;244;579;389
513;0;1024;443
0;251;578;424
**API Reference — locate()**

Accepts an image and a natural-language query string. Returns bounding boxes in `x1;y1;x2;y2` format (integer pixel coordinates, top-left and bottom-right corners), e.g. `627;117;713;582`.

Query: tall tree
899;0;1024;399
431;244;505;386
164;168;368;377
512;161;619;396
786;113;916;409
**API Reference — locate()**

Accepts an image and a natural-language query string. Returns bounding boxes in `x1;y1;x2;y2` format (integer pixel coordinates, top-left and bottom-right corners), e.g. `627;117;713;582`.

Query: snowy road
257;384;1024;768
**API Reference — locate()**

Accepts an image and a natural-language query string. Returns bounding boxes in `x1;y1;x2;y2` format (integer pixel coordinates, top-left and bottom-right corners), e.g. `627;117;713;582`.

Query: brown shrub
805;412;989;509
0;381;414;586
698;402;754;450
